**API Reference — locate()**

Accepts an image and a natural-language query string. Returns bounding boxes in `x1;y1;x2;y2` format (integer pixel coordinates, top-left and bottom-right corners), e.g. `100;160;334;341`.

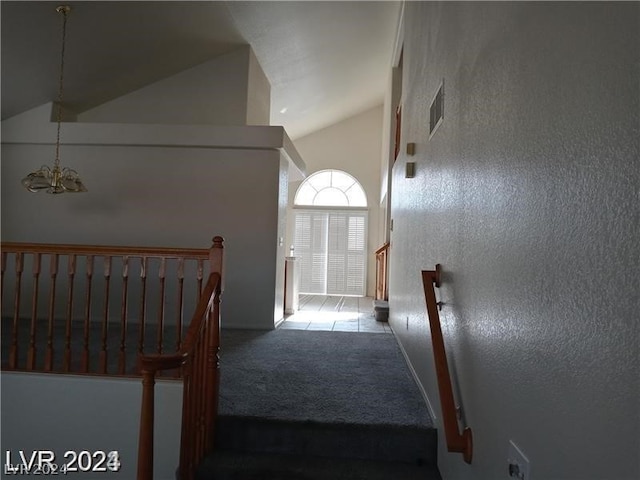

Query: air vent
429;81;444;136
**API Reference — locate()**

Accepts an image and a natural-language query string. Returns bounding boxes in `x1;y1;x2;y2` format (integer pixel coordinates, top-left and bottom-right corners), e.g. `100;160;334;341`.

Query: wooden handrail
375;242;390;301
0;242;210;260
422;265;472;464
137;236;223;480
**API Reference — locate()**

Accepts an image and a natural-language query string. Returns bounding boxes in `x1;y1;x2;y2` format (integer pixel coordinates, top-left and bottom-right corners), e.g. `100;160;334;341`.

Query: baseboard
221;322;276;330
389;325;438;424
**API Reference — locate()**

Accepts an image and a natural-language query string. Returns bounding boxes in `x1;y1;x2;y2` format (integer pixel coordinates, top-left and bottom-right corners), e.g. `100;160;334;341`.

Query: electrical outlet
508;440;530;480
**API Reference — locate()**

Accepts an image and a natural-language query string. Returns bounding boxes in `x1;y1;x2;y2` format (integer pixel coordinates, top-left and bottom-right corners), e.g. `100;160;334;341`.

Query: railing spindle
194;336;205;462
119;256;129;374
171;258;186;378
10;253;23;369
200;335;208;460
99;257;111;374
1;252;5;367
196;259;204;301
45;254;59;371
64;255;76;372
176;258;185;352
157;258;166;355
138;257;148;361
199;335;208;459
27;253;41;370
196;336;205;467
82;255;94;373
1;251;7;302
206;299;221;452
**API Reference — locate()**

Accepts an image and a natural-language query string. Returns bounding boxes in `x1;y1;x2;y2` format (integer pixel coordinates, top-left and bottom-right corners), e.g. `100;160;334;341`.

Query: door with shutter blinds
294;209;367;296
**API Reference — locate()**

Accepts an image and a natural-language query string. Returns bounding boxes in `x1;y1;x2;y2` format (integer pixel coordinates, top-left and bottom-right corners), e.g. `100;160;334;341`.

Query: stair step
196;450;442;480
215;415;437;465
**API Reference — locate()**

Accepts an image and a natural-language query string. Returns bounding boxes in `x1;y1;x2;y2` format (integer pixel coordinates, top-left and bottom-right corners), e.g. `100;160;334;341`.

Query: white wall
247;47;272;126
78;46;269;126
287;106;384;297
389;3;639;480
2;112;301;329
1;372;182;480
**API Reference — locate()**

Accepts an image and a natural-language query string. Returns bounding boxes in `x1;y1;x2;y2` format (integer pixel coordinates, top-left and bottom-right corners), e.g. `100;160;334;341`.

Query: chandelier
21;5;87;194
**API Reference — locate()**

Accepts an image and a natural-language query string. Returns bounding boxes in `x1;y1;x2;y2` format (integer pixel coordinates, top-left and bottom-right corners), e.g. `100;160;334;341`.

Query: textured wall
390;3;639;479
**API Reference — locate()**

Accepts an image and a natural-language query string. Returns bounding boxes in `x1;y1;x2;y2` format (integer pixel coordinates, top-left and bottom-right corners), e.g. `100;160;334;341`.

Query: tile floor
279;295;391;334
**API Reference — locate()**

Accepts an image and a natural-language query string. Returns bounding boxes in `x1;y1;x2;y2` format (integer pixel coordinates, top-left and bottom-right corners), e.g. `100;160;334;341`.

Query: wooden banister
375;242;390;301
0;242;211;259
137;236;223;480
1;241;211;375
422;265;473;464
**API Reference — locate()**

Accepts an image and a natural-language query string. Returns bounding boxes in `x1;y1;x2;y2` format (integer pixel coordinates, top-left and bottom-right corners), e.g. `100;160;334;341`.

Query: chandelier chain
21;4;86;193
54;5;70;171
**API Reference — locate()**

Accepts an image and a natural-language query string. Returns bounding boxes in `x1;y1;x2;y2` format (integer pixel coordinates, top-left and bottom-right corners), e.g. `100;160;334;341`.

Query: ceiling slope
1;1;400;139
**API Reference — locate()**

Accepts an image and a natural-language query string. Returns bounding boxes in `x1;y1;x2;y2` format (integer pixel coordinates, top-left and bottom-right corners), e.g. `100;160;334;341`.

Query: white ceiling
1;1;401;139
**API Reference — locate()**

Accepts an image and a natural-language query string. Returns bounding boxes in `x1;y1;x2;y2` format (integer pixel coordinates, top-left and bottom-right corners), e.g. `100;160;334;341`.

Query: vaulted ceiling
1;1;401;139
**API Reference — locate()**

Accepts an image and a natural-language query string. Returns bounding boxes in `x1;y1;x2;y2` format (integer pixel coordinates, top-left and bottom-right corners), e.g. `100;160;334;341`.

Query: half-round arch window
294;170;367;207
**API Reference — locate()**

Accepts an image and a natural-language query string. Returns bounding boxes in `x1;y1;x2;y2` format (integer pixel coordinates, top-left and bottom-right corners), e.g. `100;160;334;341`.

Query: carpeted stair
196;416;440;479
195;329;442;480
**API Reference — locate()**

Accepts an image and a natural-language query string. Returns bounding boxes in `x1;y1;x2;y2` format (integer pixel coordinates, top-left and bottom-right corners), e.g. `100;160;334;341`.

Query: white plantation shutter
294;209;367;296
346;215;366;295
310;214;328;293
327;213;347;294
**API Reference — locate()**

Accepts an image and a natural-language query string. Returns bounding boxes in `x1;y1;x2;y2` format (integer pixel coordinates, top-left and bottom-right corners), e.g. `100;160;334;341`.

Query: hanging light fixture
22;5;87;194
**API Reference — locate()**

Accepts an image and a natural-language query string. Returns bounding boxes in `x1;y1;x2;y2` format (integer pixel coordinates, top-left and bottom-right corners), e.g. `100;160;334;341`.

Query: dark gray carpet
200;329;440;480
2;320;440;478
2;319;433;429
218;329;433;429
197;450;442;480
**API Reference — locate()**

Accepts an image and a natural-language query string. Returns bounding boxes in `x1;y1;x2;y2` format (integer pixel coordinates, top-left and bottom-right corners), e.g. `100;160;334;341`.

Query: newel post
210;236;224;277
137;368;156;480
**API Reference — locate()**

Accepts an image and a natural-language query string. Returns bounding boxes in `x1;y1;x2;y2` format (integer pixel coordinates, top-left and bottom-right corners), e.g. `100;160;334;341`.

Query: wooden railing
375;242;390;300
137;236;223;480
422;265;473;464
1;241;211;375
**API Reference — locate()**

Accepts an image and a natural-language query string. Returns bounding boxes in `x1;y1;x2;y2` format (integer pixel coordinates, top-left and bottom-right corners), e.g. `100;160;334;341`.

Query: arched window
293;170;368;296
294;170;367;207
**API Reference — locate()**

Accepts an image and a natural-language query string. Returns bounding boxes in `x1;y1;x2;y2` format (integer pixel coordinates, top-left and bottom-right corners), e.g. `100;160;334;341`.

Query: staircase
196;328;442;479
197;416;440;479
